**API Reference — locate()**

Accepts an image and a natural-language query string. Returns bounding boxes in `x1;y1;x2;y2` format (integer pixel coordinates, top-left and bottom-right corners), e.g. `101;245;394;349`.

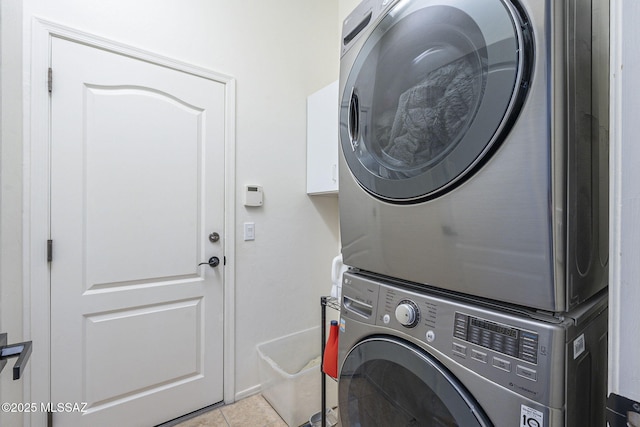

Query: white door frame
25;18;236;426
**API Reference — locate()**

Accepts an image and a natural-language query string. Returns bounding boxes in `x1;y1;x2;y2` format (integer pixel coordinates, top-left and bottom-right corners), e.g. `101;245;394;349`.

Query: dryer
338;271;608;426
338;0;610;311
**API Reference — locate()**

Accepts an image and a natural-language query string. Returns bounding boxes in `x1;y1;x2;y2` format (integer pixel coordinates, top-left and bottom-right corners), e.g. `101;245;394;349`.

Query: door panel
50;37;225;426
84;299;200;405
84;86;202;287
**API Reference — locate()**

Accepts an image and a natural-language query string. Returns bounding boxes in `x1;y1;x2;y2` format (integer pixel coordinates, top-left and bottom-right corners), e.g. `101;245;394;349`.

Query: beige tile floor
173;394;289;427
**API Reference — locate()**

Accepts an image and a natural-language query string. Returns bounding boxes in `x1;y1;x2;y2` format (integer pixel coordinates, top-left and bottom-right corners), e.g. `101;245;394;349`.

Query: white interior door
49;37;225;426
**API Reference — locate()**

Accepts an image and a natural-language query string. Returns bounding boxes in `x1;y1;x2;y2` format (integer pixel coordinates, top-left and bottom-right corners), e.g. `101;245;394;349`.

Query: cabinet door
307;81;339;195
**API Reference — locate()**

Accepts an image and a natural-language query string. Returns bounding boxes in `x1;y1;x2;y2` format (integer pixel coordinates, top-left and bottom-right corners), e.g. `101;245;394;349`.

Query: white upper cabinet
307;80;339;195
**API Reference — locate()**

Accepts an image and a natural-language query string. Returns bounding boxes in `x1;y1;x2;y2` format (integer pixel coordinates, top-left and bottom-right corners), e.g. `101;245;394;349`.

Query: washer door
341;0;531;202
339;337;493;426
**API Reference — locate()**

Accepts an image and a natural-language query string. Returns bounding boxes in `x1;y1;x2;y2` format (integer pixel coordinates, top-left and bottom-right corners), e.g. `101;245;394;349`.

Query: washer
338;271;608;426
338;0;610;311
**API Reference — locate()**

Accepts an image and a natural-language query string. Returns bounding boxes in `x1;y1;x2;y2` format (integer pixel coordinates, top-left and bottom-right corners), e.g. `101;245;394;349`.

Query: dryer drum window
340;0;532;202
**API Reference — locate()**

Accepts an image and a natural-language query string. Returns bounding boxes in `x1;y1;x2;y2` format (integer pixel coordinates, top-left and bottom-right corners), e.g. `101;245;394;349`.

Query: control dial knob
395;300;419;328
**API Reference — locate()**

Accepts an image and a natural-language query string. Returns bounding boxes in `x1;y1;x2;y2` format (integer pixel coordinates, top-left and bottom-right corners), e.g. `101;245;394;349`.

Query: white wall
609;0;640;405
0;0;342;414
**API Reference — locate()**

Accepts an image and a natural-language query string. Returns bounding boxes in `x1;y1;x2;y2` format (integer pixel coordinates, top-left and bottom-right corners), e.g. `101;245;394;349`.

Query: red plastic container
323;320;339;379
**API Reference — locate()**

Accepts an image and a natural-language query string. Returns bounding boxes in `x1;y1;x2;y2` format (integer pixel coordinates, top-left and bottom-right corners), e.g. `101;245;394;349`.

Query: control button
454;328;467;340
506;336;518;347
480;330;492;347
491;334;505;353
395;300;419;328
453;316;467;340
382;314;390;324
505;336;519;357
516;365;538;382
471;349;488;363
452;343;467;357
469;326;481;344
492;356;512;372
521;331;539;342
426;330;435;343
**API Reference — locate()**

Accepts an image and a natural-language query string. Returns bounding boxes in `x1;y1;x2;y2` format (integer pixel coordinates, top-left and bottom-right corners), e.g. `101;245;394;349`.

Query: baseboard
234;384;262;403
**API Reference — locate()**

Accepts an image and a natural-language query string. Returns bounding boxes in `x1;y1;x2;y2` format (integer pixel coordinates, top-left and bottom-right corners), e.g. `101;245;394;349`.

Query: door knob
199;256;220;268
209;232;220;243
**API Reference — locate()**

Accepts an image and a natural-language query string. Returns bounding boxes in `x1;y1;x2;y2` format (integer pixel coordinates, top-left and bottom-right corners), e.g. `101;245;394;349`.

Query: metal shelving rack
320;296;340;427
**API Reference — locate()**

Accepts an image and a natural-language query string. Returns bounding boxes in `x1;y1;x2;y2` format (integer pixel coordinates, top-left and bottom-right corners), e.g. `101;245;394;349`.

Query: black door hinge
48;67;53;93
47;239;53;262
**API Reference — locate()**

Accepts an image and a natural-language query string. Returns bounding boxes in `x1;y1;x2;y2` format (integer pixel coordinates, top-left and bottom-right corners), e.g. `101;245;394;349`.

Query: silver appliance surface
338;0;610;311
338;271;608;426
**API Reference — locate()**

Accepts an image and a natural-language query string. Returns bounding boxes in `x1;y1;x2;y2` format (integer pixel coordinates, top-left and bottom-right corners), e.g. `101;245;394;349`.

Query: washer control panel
453;313;539;364
341;272;560;406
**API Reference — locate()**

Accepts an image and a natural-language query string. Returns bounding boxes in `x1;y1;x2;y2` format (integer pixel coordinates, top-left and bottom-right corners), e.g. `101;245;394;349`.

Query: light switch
244;222;255;241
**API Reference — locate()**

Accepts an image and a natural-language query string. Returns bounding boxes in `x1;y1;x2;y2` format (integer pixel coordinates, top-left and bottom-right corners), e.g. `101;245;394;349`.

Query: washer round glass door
339;337;493;426
341;0;531;202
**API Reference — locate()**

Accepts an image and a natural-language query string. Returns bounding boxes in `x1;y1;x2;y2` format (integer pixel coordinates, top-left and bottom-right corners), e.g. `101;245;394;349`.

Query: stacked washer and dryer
336;0;610;426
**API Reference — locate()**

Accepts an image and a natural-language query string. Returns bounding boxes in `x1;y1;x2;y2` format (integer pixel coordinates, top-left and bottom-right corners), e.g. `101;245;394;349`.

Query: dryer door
339;337;493;426
340;0;531;202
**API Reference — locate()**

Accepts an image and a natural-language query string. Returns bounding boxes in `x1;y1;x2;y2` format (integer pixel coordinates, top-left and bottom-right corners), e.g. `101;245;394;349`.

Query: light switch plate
244;222;255;241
